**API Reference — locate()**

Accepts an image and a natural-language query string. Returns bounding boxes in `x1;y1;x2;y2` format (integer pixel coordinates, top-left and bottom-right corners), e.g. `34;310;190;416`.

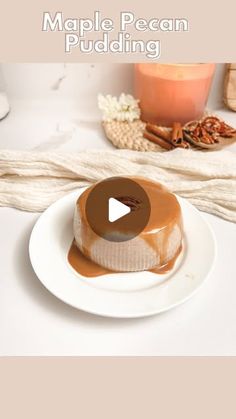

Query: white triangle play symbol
108;198;131;223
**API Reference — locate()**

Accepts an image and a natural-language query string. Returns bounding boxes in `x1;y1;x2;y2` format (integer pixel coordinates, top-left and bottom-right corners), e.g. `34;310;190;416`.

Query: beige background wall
0;0;235;62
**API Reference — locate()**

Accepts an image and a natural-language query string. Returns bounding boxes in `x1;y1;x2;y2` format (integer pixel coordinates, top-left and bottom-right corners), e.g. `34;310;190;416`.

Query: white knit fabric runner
0;148;236;222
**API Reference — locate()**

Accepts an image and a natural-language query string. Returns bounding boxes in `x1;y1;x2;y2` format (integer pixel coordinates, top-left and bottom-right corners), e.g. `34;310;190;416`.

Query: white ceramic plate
29;189;216;318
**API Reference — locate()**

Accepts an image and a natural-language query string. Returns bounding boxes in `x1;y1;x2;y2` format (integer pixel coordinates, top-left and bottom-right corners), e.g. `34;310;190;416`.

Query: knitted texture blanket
0;148;236;222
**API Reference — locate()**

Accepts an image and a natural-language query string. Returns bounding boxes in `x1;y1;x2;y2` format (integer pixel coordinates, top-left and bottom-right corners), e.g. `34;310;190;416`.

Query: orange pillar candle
134;63;215;127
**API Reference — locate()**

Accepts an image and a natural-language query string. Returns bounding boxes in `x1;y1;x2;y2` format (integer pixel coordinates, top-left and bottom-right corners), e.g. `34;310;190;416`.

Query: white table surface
1;100;236;356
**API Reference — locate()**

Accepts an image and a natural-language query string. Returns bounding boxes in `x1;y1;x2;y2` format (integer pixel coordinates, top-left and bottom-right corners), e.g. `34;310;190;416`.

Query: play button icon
108;198;131;222
85;177;151;242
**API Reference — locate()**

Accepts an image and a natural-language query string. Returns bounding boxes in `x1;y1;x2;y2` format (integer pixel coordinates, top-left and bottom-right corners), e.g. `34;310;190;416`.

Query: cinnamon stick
143;130;173;150
146;124;171;142
172;122;184;144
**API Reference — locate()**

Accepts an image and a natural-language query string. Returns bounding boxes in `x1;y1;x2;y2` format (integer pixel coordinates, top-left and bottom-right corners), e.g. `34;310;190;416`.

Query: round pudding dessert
72;177;183;274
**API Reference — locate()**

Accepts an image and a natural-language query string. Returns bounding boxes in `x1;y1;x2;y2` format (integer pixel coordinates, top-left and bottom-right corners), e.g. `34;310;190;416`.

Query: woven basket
102;120;165;152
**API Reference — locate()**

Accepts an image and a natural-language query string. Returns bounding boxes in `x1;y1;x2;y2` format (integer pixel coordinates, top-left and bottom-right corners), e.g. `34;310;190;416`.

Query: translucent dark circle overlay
85;177;151;242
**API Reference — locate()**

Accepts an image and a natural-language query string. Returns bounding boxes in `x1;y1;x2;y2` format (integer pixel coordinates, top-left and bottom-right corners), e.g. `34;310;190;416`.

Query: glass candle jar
134;63;215;127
